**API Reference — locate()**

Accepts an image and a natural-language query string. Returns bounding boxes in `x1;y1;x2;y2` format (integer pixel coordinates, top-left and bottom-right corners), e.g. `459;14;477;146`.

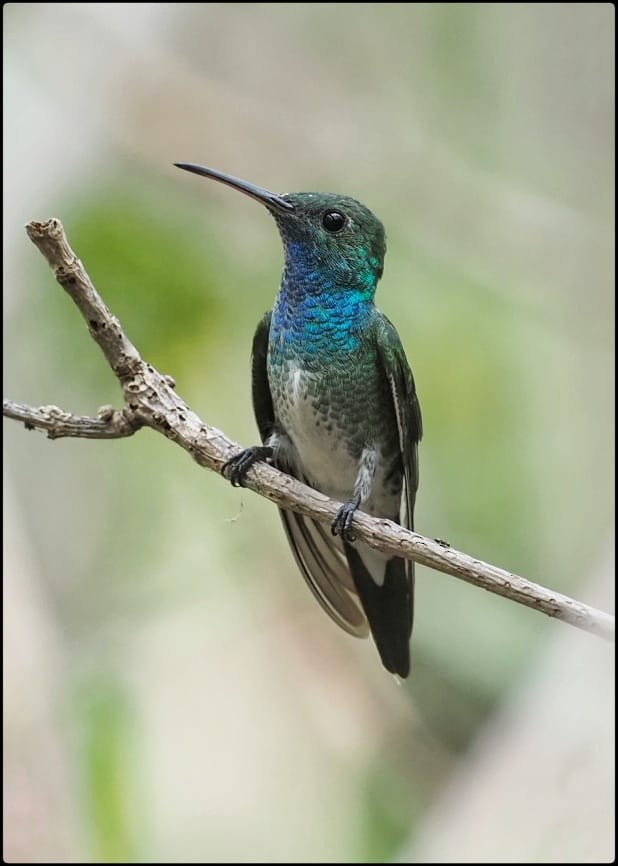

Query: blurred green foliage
46;179;226;388
73;675;140;862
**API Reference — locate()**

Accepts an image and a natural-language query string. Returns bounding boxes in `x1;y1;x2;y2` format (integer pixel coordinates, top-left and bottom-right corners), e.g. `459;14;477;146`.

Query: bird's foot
331;495;361;543
223;446;273;488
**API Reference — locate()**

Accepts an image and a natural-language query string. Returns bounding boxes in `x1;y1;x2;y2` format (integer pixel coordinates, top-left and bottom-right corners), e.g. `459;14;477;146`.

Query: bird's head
175;163;386;293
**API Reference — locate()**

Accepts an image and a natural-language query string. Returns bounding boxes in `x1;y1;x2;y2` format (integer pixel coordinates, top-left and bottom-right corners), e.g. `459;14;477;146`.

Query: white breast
274;361;358;500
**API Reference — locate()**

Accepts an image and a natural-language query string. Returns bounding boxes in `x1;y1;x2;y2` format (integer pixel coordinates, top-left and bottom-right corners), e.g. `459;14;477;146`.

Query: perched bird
176;163;422;678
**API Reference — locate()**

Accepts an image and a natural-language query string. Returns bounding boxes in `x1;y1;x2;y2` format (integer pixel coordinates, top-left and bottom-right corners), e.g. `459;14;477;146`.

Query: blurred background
3;4;614;862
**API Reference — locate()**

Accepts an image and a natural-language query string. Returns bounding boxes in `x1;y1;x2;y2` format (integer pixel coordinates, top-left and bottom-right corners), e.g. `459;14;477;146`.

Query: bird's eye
322;210;346;233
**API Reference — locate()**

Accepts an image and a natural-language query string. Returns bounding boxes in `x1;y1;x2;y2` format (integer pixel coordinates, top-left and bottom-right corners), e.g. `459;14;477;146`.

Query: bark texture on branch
2;400;141;439
4;218;615;643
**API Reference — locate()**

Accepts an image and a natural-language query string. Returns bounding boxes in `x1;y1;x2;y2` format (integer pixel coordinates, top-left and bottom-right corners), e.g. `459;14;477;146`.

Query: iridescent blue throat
270;241;378;360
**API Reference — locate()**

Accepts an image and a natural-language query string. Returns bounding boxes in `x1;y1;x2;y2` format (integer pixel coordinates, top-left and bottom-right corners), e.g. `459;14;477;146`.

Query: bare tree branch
2;400;140;439
4;218;614;643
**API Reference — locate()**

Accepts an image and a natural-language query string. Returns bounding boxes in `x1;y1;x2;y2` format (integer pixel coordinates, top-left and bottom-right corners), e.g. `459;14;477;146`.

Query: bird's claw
331;496;361;543
223;446;272;488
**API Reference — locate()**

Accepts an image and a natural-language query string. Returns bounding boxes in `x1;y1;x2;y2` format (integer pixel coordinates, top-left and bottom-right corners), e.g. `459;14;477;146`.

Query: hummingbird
176;163;422;678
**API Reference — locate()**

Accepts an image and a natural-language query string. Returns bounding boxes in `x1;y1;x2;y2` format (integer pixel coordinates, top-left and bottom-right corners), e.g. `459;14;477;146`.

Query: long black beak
174;163;294;213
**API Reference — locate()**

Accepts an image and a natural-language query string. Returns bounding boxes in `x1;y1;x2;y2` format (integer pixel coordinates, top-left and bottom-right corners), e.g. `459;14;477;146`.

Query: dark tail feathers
344;544;413;678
